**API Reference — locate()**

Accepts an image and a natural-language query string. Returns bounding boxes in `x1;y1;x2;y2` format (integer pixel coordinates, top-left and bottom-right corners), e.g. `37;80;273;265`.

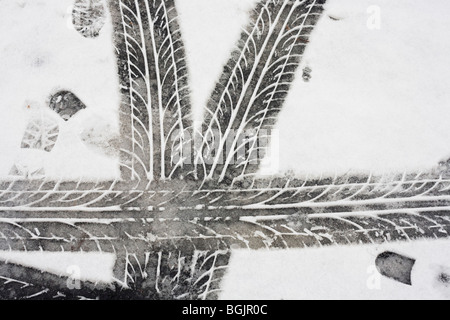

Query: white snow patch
175;0;258;123
0;251;115;283
220;239;450;300
265;0;450;176
0;0;120;180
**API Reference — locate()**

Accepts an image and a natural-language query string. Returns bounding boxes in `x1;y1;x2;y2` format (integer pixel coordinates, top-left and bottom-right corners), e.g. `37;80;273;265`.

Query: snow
176;0;450;177
220;239;450;300
175;0;259;123
3;0;450;178
0;0;120;180
272;0;450;176
0;251;115;283
0;0;449;299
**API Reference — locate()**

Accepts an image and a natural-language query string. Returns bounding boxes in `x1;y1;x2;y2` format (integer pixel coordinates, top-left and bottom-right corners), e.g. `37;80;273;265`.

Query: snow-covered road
0;0;449;299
